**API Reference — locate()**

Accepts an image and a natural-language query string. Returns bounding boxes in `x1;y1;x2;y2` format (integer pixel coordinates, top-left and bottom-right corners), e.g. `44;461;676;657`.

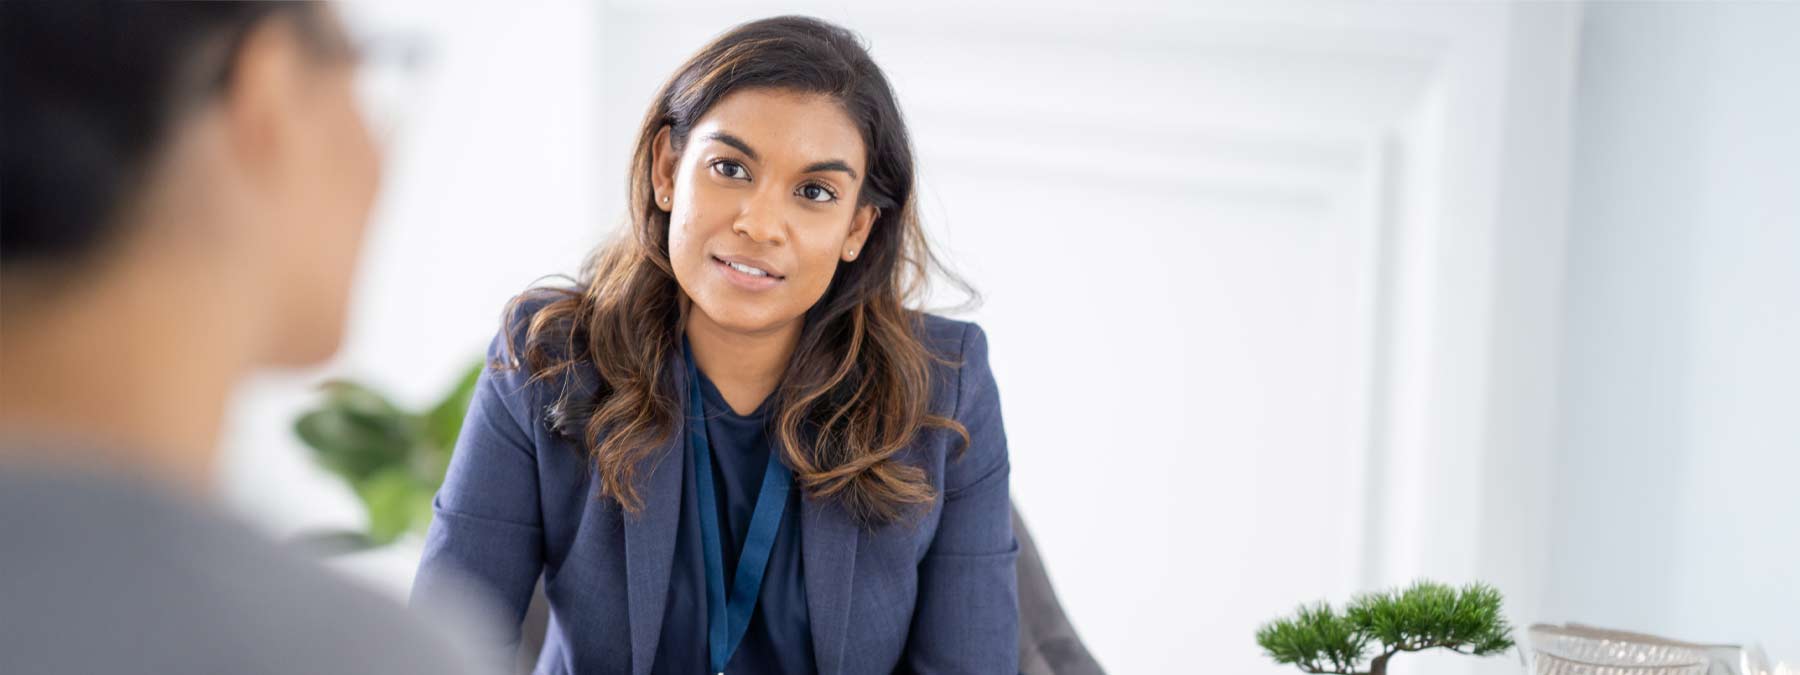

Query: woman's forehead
690;88;866;169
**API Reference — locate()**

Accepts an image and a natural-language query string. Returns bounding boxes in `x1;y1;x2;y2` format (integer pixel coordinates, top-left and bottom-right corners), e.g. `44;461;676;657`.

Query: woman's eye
798;184;837;203
713;160;749;180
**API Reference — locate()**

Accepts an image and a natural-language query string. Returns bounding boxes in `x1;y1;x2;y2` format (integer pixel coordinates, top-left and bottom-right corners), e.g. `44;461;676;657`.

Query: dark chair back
1014;505;1106;675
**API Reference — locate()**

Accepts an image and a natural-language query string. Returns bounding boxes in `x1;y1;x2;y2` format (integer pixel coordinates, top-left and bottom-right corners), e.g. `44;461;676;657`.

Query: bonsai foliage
1256;580;1514;675
294;360;484;546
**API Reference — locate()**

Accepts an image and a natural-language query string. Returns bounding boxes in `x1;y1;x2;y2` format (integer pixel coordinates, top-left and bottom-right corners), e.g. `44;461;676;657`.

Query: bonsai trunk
1368;653;1393;675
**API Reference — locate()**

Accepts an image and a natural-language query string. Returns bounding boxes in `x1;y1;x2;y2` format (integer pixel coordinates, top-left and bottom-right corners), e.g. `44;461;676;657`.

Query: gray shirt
0;464;481;675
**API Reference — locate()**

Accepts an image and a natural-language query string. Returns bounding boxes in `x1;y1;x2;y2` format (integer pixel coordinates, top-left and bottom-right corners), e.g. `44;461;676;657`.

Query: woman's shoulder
918;311;991;363
912;312;1007;498
494;285;583;350
914;311;995;416
478;285;592;406
917;311;970;354
914;311;986;354
479;284;590;376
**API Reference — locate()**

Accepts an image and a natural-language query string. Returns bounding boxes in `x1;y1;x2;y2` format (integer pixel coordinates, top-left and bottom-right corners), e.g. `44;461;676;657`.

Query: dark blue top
412;294;1020;675
653;365;814;675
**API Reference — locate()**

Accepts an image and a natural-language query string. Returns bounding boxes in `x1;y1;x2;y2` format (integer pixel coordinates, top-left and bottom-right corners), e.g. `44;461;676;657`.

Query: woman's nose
732;186;788;245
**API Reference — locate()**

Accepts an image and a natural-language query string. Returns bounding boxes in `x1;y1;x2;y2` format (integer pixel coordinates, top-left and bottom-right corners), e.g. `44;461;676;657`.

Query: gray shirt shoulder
0;466;480;675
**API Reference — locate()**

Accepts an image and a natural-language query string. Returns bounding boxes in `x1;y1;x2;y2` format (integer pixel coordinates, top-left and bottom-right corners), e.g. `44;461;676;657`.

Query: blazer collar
621;344;863;675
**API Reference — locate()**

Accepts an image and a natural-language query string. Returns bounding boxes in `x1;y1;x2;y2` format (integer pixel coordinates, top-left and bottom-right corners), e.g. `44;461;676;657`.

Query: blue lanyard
684;338;794;675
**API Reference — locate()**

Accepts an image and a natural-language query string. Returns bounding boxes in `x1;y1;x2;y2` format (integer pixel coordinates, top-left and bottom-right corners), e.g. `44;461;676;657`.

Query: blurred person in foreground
0;2;480;673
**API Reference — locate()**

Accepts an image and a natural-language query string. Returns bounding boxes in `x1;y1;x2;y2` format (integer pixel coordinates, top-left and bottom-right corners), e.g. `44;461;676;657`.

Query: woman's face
653;88;877;339
222;7;381;367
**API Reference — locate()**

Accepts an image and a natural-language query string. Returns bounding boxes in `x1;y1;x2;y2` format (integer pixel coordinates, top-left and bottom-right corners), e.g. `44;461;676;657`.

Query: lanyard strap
685;339;793;675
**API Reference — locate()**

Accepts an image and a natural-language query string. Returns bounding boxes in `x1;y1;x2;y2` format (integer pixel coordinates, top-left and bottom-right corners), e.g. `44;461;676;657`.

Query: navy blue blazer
411;299;1020;675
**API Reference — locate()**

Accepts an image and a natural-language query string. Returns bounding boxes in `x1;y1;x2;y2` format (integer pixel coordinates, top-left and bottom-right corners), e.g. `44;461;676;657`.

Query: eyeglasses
195;5;435;151
344;25;434;148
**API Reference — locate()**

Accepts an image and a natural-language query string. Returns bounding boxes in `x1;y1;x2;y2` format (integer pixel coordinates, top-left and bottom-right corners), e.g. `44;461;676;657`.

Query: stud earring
847;249;857;260
660;195;669;204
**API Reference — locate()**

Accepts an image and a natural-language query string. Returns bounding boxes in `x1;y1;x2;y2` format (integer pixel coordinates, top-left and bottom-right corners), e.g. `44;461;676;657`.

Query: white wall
1546;1;1800;658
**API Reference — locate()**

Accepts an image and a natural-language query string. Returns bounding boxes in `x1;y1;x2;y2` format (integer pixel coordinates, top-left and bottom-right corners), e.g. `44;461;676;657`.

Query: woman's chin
692;302;799;338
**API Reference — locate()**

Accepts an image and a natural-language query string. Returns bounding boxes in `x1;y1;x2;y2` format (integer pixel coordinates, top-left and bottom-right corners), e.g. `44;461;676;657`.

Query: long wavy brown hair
500;16;976;528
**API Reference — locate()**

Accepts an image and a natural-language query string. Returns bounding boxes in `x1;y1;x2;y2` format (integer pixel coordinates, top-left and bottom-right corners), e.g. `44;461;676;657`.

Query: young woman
411;15;1019;675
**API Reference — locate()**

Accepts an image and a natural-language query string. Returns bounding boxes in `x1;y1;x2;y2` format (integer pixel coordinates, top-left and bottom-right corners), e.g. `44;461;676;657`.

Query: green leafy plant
293;359;484;547
1256;580;1515;675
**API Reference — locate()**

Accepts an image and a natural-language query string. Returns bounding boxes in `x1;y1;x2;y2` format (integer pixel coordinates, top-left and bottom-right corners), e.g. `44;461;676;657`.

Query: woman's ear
222;14;308;189
650;125;677;212
844;205;878;261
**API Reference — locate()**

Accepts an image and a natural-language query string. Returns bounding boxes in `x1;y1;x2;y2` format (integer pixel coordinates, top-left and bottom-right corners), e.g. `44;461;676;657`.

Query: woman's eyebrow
704;131;760;161
802;160;858;181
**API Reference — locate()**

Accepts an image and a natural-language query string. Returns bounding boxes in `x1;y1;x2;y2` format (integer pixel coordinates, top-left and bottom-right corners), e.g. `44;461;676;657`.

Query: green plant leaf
1259;580;1514;674
355;467;425;546
295;359;485;545
295;407;408;481
423;360;484;459
1256;601;1369;674
1346;580;1514;656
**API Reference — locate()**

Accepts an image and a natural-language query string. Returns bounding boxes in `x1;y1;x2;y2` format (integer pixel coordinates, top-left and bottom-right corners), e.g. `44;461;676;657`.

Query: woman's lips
712;255;783;291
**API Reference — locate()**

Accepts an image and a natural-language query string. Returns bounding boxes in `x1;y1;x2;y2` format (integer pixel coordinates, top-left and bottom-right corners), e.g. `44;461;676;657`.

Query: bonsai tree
1256;580;1514;675
293;359;484;548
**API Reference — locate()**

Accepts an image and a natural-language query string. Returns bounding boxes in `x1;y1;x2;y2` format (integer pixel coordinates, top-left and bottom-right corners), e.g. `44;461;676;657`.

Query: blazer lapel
802;495;860;675
622;359;687;675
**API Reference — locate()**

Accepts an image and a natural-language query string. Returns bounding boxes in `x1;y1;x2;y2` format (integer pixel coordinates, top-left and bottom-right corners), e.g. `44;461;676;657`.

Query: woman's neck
0;258;253;495
683;308;802;416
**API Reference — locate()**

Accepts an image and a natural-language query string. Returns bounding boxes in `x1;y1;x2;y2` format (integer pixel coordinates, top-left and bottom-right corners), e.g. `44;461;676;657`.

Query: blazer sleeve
410;329;547;672
903;322;1022;674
